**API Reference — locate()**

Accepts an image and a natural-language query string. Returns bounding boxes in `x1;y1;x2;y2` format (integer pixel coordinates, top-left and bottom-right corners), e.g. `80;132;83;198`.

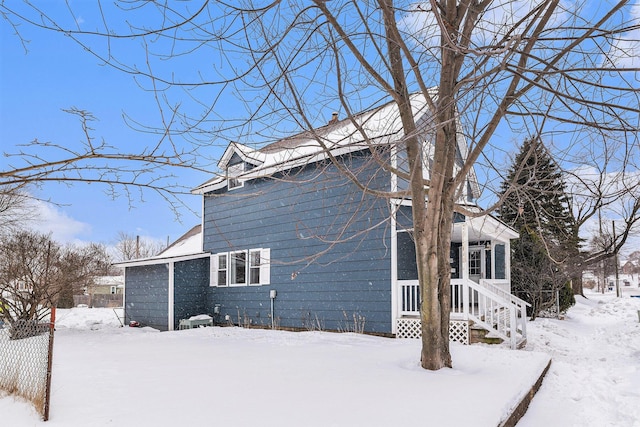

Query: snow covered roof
193;91;479;195
113;225;207;268
157;224;203;258
218;142;267;169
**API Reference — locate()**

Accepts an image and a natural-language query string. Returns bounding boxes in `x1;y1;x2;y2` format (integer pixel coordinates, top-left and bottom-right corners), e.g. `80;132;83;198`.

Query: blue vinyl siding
204;152;394;334
494;244;506;279
173;257;210;327
125;264;169;330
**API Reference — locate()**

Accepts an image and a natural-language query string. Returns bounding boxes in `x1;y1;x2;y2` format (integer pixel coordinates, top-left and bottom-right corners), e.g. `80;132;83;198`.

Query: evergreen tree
497;137;578;319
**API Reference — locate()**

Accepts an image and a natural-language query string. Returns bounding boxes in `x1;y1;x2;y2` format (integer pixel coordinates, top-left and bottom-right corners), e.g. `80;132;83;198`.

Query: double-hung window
227;163;244;190
217;253;228;286
230;251;247;286
210;253;229;286
249;249;262;285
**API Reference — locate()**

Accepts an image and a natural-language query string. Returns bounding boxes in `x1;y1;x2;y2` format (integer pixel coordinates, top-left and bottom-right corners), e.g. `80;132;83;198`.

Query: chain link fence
0;307;56;420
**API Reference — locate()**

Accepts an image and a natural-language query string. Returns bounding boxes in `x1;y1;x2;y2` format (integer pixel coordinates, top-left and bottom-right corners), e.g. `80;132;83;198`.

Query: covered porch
392;208;529;349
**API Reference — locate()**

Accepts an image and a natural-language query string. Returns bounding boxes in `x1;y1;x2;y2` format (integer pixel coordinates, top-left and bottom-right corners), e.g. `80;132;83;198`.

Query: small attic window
227;162;244;190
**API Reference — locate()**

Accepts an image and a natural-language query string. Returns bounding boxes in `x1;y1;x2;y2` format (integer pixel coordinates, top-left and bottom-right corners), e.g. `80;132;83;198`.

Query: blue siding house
118;94;529;348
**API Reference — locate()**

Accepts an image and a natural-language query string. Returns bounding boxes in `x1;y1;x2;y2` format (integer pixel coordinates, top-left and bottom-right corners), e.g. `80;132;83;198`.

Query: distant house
622;260;638;276
73;275;125;308
583;259;640;292
117;94;528;348
90;276;125;296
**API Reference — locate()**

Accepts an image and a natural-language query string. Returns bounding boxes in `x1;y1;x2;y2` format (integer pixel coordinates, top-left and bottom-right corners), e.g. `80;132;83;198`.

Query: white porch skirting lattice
395;318;469;344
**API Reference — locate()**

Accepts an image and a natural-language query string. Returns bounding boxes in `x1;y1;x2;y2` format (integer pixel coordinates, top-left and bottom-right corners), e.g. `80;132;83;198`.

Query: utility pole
613;221;620;298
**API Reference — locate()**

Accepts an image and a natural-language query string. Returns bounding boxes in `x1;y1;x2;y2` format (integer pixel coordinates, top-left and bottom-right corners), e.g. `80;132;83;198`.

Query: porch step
469;324;503;345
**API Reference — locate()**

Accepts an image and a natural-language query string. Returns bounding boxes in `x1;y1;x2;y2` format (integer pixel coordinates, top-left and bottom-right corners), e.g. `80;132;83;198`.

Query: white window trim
248;248;271;286
219;253;228;287
248;249;261;286
210;253;229;287
229;250;248;286
227;163;245;190
210;248;270;287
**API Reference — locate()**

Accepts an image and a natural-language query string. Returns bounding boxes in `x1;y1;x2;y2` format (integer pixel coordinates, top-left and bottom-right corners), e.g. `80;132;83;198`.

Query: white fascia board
218;142;266;169
467;215;520;241
192;177;226;195
218;144;236;168
113;252;210;268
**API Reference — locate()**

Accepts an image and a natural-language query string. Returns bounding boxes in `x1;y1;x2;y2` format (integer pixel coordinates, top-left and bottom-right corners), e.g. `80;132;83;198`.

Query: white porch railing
478;279;530;344
399;281;421;316
398;279;529;349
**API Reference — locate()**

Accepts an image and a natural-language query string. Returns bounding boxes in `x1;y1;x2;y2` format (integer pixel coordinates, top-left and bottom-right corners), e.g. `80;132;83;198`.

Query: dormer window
227;162;244;190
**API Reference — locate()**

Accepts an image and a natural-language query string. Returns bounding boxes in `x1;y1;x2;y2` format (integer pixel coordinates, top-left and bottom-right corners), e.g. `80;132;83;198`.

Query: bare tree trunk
420;131;457;368
383;0;457;370
418;0;472;370
572;276;584;297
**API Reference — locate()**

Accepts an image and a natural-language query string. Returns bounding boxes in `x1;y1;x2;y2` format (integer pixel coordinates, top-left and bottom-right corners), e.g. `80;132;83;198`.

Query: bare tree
588;226;619;293
2;1;638;370
114;231;166;261
1;106;208;218
0;188;37;233
0;230;112;329
564;140;640;293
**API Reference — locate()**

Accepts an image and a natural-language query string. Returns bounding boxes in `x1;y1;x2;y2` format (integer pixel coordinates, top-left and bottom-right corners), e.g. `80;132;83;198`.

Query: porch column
505;240;512;292
461;221;469;282
461;221;469;317
390;203;398;334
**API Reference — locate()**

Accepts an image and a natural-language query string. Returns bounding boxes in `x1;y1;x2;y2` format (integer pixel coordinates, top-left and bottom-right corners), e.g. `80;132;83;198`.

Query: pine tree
497;138;578;318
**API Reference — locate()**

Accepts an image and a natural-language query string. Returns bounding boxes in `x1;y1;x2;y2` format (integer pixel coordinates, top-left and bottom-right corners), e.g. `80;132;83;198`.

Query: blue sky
1;6;212;247
1;1;638;255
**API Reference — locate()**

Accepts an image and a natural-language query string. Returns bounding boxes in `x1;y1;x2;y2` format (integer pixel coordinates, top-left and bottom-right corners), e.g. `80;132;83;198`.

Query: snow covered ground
518;287;640;427
1;288;638;426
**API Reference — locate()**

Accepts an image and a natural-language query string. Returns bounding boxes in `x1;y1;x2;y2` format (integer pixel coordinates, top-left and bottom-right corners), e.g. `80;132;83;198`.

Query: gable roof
158;224;203;258
218;142;267;169
113;225;206;268
193;92;480;197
